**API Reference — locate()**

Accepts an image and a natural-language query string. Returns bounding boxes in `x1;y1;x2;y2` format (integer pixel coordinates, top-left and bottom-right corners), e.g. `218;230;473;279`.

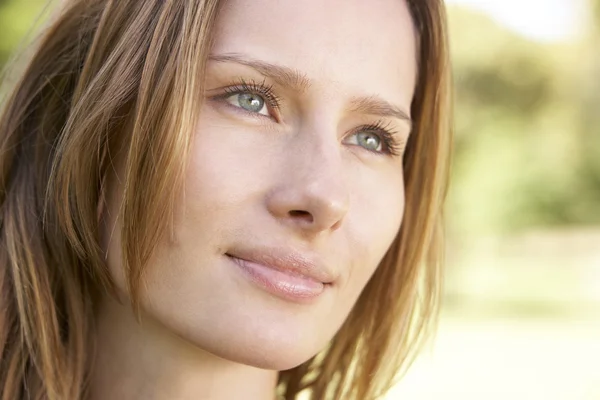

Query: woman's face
103;0;417;370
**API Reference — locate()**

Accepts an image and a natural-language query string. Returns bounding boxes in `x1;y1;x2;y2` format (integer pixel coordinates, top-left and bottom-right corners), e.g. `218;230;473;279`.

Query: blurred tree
0;0;51;67
572;0;600;225
447;6;600;234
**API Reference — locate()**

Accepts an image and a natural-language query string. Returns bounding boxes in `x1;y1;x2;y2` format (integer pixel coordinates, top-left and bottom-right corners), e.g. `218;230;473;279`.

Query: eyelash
219;78;282;118
213;79;404;156
355;120;403;157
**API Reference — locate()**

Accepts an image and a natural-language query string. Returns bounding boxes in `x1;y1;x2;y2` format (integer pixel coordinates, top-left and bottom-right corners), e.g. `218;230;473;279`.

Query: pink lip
225;248;334;302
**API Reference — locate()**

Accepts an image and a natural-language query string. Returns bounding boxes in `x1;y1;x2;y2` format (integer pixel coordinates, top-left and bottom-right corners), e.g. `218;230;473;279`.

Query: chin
137;293;335;372
184;322;329;371
217;343;317;371
128;250;350;373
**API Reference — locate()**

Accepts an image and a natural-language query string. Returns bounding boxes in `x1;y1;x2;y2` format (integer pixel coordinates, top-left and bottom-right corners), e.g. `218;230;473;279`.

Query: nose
265;133;350;236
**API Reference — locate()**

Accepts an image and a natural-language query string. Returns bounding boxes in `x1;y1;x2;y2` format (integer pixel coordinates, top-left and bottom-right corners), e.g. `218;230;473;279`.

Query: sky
446;0;586;42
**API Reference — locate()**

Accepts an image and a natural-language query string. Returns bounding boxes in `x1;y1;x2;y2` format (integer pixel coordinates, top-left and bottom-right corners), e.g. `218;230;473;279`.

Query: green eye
356;131;382;152
229;92;267;115
218;80;281;119
345;121;401;156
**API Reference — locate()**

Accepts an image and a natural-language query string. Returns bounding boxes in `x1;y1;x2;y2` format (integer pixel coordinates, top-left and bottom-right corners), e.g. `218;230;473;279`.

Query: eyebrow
208;53;412;126
349;96;412;127
209;53;311;92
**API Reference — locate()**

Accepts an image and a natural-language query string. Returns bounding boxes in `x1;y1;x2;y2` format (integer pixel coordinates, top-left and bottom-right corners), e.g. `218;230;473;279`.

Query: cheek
342;168;405;295
355;164;405;254
181;110;277;217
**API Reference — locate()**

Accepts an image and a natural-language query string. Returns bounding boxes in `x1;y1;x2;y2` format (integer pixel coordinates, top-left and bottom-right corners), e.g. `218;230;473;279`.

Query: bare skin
90;0;417;399
90;296;278;400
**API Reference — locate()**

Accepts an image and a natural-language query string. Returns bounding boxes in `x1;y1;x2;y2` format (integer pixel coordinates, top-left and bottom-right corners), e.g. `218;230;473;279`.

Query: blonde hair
0;1;452;399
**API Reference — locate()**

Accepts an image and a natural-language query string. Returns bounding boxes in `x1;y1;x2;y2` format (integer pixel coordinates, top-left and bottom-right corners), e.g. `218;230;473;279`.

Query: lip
225;247;335;302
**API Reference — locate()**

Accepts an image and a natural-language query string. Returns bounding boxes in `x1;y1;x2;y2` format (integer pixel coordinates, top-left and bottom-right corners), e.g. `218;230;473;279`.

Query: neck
87;295;279;400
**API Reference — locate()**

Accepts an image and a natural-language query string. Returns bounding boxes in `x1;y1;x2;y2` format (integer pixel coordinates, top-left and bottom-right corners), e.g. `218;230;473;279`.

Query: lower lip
226;255;326;302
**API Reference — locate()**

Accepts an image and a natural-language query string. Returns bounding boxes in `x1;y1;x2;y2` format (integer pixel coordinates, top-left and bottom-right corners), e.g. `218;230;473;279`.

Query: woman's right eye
225;92;268;116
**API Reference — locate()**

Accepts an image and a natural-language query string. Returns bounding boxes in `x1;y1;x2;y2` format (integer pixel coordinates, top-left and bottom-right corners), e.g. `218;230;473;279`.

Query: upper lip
226;246;336;284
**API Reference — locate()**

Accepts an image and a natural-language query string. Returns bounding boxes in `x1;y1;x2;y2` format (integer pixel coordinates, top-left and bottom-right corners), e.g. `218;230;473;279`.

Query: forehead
211;0;418;107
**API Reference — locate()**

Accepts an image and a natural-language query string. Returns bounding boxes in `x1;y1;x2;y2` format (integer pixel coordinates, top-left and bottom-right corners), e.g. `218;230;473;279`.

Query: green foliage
447;6;600;234
0;0;52;66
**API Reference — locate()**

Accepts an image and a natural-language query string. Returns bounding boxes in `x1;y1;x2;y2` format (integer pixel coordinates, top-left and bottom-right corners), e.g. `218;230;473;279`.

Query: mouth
225;248;334;303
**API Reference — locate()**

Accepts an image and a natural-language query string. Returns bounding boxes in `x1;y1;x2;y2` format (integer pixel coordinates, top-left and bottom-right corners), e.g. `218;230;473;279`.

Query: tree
447;5;600;233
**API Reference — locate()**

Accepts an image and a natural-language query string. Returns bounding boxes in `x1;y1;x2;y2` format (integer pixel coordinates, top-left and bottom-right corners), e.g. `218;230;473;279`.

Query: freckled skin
101;0;417;374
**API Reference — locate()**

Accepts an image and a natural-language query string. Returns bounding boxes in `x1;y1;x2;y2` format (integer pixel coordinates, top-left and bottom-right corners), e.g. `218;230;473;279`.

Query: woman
0;0;451;399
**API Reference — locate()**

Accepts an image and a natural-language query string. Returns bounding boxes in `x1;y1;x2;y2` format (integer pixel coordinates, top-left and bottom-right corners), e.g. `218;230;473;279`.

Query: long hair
0;1;452;399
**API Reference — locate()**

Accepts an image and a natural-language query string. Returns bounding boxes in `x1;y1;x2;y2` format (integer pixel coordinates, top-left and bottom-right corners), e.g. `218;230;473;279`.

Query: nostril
289;210;313;223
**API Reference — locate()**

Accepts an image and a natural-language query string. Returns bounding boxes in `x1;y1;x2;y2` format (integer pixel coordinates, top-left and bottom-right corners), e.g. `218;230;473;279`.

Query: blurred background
1;0;599;399
392;1;600;399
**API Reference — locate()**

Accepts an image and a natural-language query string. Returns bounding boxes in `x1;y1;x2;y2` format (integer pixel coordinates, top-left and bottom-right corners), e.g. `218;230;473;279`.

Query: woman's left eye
345;121;402;156
347;130;384;152
225;92;268;115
